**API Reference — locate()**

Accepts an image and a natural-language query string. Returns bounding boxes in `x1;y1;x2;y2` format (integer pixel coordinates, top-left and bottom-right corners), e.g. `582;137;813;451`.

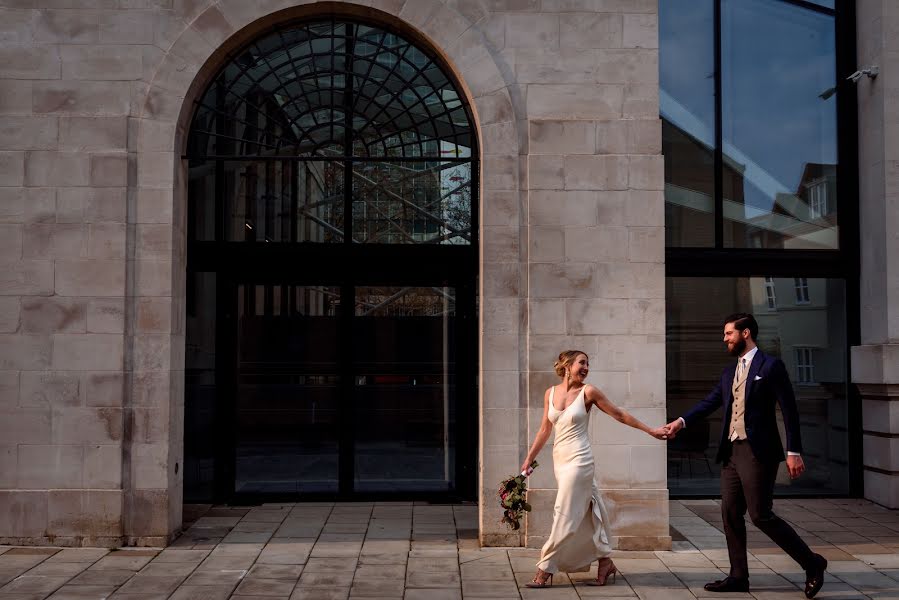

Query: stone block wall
853;0;899;509
0;1;174;546
0;0;669;547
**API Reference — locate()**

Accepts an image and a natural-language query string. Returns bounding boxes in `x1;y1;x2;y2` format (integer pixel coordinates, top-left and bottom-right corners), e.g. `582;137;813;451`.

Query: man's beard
728;337;747;357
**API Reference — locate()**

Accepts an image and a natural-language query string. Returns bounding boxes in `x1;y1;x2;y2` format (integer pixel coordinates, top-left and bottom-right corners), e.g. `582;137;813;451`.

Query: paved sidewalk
0;499;897;600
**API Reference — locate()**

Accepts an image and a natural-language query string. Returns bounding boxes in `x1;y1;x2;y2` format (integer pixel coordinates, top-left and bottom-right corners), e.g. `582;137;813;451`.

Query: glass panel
351;40;471;158
185;272;217;501
721;0;838;249
187;20;473;160
666;277;848;495
351;160;472;244
235;284;341;493
353;286;456;492
660;0;715;247
223;160;344;242
188;161;217;242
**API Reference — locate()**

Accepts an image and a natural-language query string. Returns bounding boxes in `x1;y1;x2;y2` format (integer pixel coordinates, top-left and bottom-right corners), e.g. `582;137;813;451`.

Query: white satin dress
536;385;613;574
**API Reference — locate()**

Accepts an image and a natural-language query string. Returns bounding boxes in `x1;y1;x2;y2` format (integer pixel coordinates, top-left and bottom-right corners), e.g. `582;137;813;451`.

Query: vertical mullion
215;80;226;242
339;21;356;495
471;159;480;249
338;282;354;495
834;0;863;498
215;274;237;502
290;160;299;243
344;23;355;244
714;0;724;249
213;77;229;500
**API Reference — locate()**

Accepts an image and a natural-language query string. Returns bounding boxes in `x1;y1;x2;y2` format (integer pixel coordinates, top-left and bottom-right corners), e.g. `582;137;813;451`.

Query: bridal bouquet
498;460;538;530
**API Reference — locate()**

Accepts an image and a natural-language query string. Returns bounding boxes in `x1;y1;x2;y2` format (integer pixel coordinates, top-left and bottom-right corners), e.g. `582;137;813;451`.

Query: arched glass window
184;17;479;502
187;19;477;245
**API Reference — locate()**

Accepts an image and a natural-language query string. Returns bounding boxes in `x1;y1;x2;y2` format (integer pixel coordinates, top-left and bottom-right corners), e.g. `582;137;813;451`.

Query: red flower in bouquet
497;460;538;530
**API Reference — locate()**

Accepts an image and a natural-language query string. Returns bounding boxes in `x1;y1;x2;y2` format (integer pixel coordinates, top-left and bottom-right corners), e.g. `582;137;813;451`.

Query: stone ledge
125;535;171;547
857;383;899;400
0;536;124;548
0;533;174;548
480;532;522;547
851;344;899;384
864;469;899;509
859;385;899;436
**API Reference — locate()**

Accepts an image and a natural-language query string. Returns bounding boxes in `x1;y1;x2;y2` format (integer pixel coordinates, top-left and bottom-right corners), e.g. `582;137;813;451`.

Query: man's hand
664;418;684;439
786;455;805;479
649;426;670;440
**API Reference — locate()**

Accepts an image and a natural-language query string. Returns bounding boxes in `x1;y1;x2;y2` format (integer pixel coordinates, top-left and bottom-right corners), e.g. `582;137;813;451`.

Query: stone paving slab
0;500;897;599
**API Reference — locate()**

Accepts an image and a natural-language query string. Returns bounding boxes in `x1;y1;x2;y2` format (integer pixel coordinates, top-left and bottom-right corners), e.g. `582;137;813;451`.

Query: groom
664;313;827;599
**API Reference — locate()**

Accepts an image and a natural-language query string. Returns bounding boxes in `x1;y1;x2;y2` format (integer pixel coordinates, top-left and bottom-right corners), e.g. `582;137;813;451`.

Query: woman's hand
520;459;533;474
649;425;670;440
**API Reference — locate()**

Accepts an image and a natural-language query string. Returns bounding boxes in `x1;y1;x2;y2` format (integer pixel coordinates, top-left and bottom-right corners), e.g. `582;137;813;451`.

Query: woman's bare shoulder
584;384;606;399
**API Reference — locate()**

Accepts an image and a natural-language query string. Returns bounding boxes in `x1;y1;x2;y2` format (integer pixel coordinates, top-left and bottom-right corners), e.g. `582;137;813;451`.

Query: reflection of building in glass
666;276;848;493
661;114;723;247
662;114;838;250
666;277;751;490
750;277;848;490
747;163;838;249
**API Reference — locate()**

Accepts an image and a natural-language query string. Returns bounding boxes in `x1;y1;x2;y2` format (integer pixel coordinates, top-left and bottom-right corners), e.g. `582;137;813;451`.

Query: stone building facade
0;0;893;549
853;0;899;509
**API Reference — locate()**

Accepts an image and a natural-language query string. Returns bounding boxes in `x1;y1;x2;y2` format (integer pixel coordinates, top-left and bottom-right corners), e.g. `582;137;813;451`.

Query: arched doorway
183;17;478;503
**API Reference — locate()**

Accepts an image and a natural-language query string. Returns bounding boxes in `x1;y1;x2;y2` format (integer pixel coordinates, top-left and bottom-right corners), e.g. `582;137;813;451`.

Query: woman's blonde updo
553;350;588;379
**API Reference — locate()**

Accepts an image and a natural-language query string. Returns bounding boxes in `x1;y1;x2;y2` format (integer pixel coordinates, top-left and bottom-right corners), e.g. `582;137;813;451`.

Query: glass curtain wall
660;0;857;495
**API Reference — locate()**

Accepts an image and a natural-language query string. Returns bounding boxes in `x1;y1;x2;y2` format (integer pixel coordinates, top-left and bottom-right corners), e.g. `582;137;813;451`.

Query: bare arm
521;387;554;473
585;385;667;439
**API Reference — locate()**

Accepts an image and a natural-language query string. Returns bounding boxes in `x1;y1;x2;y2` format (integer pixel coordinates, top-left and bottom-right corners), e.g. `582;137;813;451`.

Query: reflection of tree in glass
351;156;471;244
356;287;456;317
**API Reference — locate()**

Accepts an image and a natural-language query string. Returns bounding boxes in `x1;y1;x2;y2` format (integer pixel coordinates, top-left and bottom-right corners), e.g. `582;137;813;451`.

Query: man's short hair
723;313;758;341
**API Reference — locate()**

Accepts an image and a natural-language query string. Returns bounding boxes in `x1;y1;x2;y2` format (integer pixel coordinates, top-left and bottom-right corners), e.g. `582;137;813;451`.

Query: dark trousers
720;440;815;579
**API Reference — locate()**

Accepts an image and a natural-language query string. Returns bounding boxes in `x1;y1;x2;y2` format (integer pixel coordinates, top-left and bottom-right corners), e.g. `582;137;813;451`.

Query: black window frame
664;0;862;498
182;15;480;504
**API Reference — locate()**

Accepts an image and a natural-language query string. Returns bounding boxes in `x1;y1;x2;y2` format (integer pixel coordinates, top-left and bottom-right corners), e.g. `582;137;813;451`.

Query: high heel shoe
586;558;618;586
525;569;553;588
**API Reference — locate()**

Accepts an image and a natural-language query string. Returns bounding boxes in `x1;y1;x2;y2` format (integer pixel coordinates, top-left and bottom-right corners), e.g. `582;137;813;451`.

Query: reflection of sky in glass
722;0;836;214
660;0;837;222
659;0;714;147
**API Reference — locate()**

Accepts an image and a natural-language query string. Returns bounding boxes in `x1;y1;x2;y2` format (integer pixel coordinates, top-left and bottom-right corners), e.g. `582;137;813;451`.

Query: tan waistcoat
729;359;749;441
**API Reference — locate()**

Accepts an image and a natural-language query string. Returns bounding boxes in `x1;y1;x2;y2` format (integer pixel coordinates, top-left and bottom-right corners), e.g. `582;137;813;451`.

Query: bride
520;350;668;588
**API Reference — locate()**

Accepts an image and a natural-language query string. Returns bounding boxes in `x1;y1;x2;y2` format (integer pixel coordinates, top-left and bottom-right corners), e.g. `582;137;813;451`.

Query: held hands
662;418;684;440
649;426;670;440
645;419;684;441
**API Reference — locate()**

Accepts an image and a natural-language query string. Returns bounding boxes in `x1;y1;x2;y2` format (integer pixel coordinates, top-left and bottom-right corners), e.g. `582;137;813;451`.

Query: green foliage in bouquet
497;460;538;530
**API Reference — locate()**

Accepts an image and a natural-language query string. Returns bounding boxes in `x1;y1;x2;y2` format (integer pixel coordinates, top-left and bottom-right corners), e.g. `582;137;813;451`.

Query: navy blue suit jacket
683;350;802;465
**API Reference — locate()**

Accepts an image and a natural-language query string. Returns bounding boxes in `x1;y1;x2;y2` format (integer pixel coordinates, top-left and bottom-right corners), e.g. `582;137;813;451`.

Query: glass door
352;286;457;492
226;277;474;500
233;283;341;494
